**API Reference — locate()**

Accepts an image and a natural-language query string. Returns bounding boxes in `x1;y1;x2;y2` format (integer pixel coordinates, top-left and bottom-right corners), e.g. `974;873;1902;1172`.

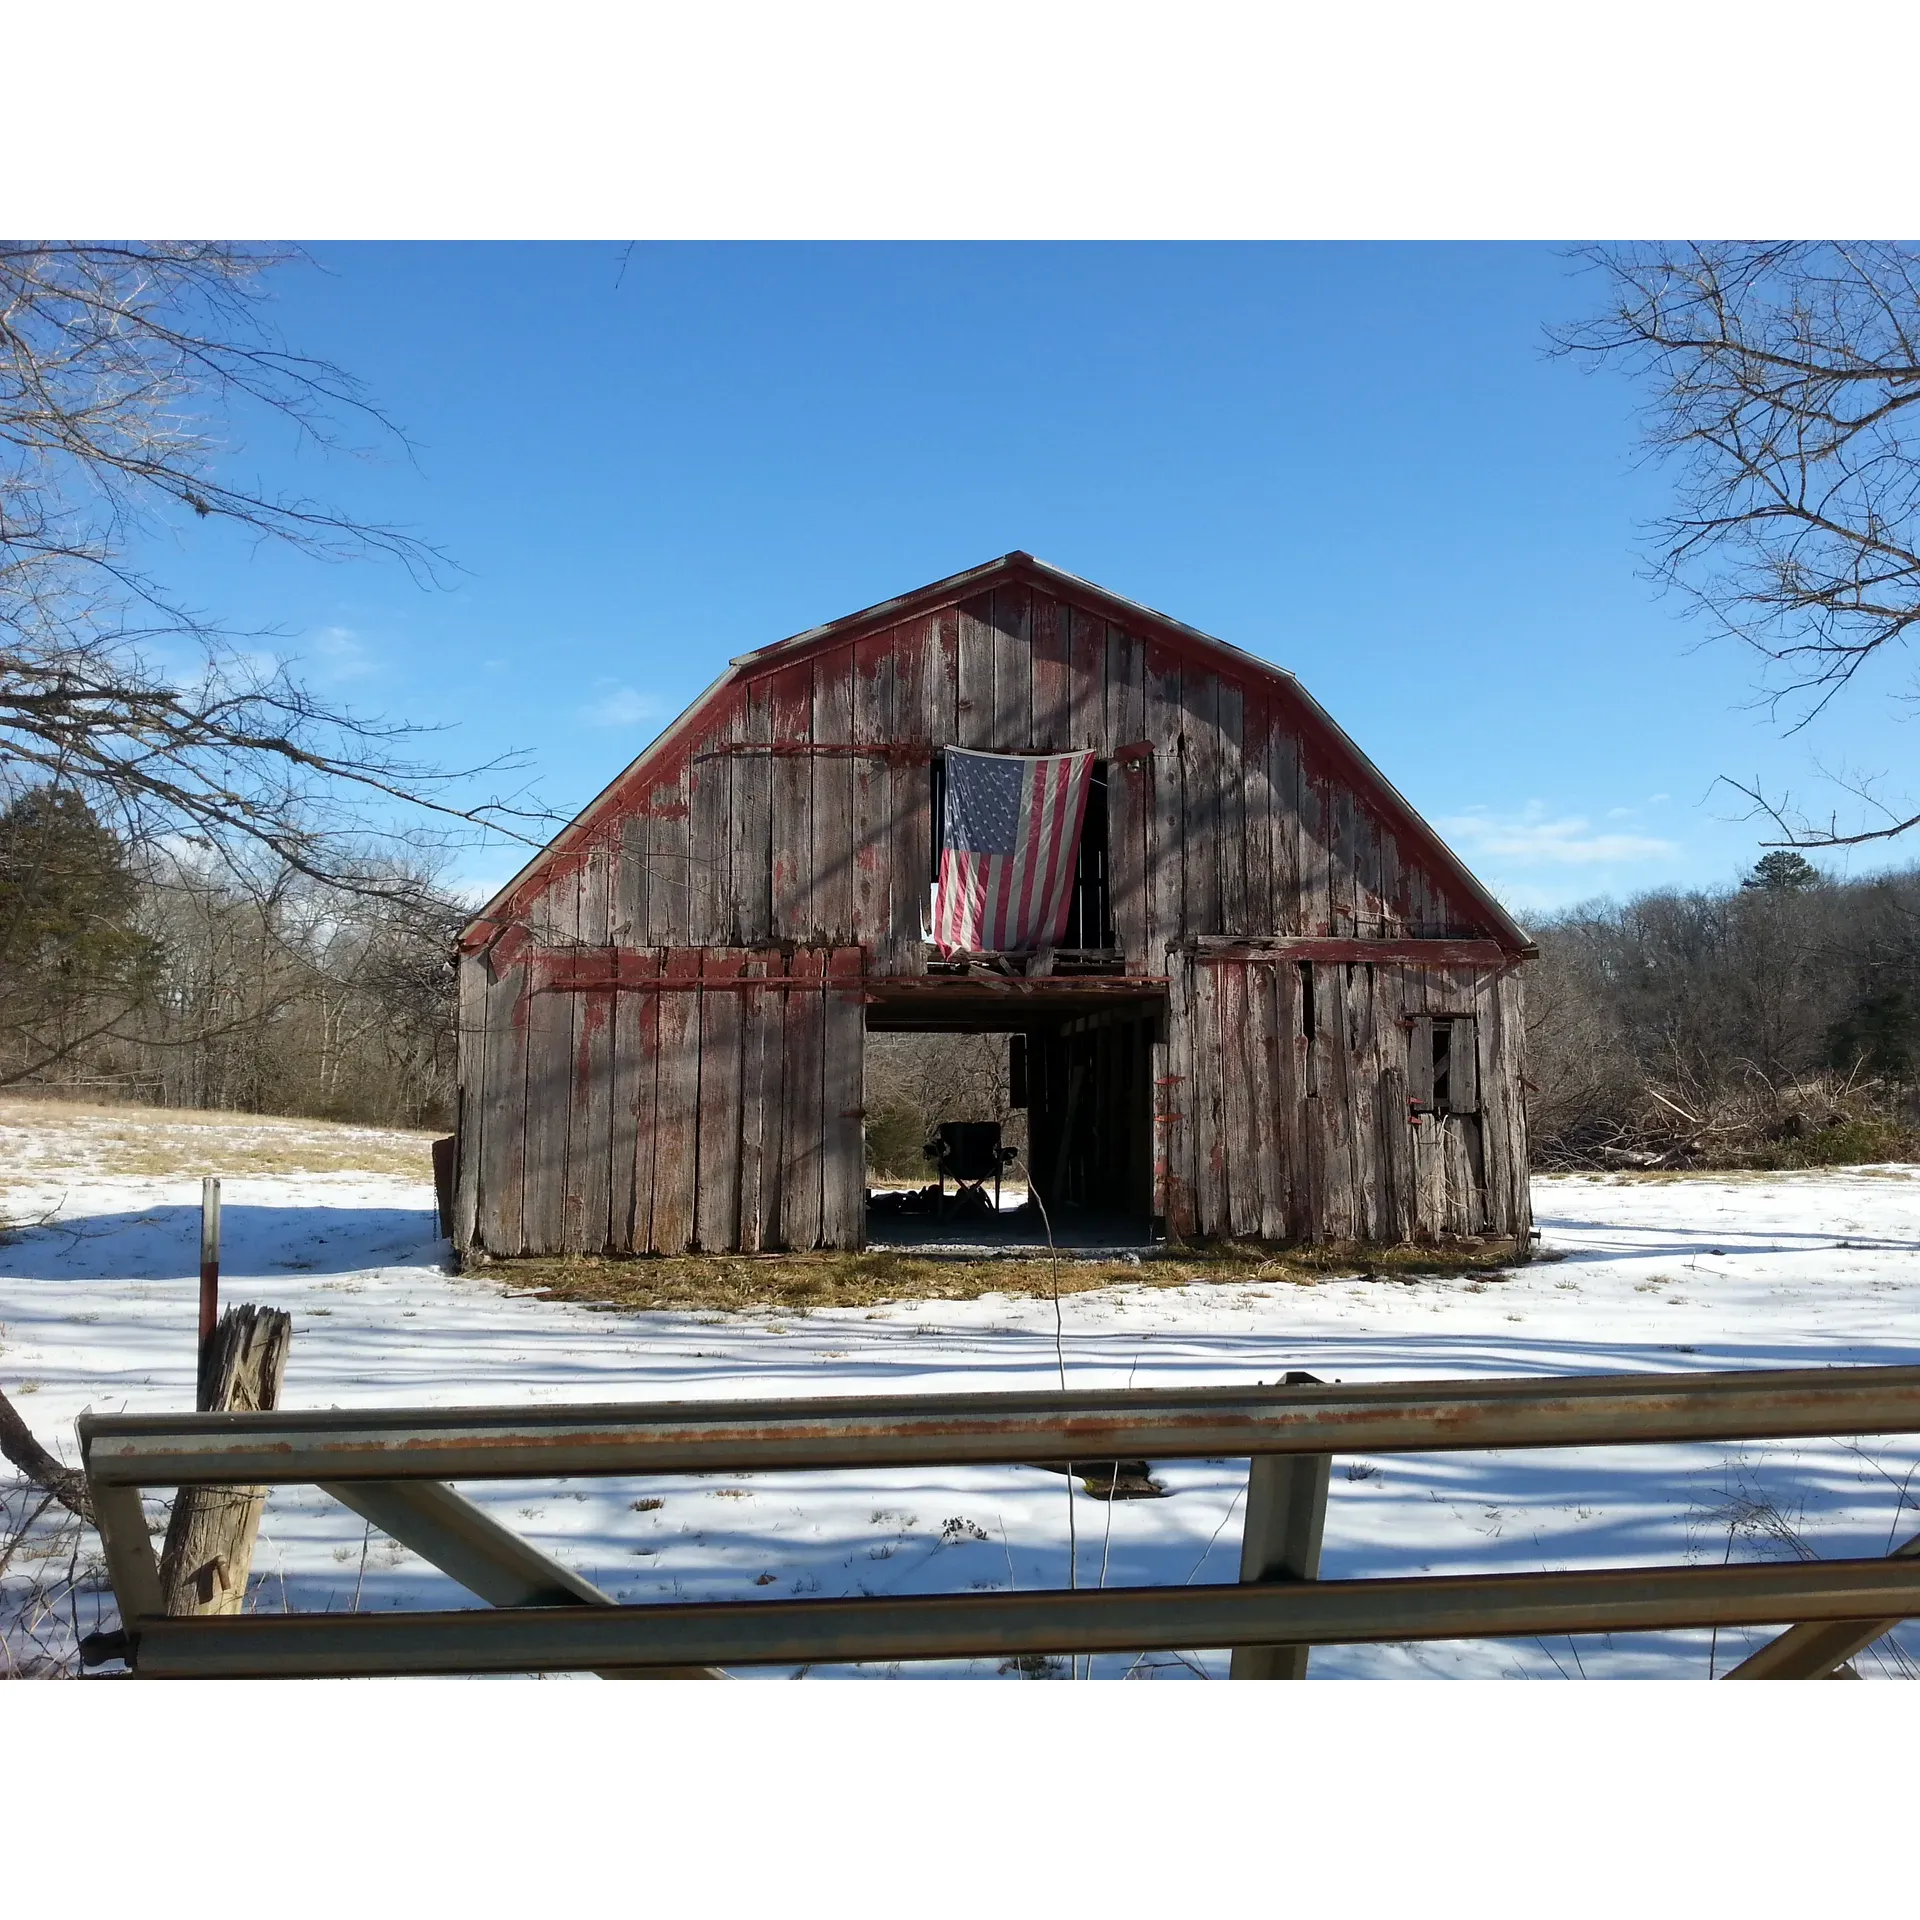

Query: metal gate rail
78;1363;1920;1680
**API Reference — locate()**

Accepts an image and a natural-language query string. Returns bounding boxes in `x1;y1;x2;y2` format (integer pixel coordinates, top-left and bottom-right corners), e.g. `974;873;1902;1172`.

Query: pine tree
1742;850;1820;893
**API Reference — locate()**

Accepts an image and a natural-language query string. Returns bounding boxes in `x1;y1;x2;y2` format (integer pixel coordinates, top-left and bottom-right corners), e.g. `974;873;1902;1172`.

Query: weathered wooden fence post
1230;1371;1332;1680
160;1303;292;1617
197;1176;221;1407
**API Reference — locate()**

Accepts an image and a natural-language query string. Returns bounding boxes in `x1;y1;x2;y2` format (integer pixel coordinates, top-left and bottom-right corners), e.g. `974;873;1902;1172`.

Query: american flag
932;748;1094;955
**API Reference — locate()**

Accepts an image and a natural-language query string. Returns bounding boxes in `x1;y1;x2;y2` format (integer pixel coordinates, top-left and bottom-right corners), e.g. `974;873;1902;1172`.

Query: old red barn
454;554;1534;1257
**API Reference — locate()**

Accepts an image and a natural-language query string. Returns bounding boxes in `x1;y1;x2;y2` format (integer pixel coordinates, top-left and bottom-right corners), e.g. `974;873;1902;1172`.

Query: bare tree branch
1555;242;1920;842
0;1385;92;1524
0;243;562;1081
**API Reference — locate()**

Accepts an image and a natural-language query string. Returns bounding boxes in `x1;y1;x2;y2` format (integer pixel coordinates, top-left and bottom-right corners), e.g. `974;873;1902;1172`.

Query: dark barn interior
864;982;1163;1246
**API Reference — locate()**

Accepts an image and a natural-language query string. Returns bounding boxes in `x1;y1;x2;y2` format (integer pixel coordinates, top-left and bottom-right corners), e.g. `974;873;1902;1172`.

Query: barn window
1408;1016;1478;1115
927;754;1115;953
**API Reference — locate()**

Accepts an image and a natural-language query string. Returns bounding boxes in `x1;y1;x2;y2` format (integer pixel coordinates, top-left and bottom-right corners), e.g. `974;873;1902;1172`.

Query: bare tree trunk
158;1304;291;1616
0;1383;94;1523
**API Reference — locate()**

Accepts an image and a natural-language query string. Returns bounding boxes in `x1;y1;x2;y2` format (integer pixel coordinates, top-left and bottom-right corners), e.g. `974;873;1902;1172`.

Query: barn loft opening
862;986;1162;1250
929;757;1117;962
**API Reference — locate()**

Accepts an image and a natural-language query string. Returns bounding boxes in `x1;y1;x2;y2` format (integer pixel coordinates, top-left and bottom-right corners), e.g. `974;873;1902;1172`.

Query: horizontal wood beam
870;976;1166;997
1187;937;1526;967
696;742;933;764
527;952;1169;996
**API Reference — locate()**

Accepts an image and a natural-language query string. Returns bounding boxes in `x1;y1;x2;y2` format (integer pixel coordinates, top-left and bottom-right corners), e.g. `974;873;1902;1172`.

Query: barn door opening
861;991;1161;1249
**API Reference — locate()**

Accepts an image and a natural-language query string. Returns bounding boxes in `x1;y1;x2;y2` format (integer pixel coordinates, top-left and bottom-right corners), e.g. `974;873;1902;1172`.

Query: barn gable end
455;554;1533;1259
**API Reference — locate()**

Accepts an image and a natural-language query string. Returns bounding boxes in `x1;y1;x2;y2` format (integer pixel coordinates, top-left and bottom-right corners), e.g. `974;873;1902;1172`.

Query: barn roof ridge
459;553;1532;954
726;550;1304;689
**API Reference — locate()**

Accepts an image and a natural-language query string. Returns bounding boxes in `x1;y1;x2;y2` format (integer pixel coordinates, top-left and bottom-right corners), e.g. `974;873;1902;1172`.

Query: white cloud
580;684;665;728
309;626;379;682
1439;803;1679;867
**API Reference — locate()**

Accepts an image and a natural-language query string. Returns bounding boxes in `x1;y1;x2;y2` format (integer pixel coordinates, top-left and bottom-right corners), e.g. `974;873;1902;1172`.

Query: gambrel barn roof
461;552;1532;955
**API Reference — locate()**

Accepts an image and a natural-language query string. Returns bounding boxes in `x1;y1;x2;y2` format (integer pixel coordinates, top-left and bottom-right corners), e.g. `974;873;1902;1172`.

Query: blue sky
137;242;1918;918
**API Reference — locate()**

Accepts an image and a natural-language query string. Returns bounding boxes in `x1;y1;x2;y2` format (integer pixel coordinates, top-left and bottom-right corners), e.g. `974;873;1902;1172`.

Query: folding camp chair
924;1122;1018;1221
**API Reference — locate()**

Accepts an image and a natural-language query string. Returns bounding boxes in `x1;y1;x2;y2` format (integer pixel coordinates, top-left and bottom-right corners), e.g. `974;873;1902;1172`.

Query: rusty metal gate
79;1364;1920;1679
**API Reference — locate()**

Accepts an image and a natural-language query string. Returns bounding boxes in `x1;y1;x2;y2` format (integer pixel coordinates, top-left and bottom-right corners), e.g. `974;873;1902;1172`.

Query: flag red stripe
1044;760;1093;944
1010;758;1048;947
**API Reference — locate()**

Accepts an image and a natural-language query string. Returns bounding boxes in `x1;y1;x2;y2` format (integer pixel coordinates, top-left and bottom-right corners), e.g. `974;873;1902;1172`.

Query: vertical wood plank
1477;967;1532;1240
736;952;772;1253
755;963;788;1247
1159;953;1198;1239
931;604;961;745
1346;963;1384;1241
476;953;529;1255
1267;717;1303;937
812;646;856;947
613;810;647;946
1143;642;1183;960
1068;604;1105;749
1308;963;1358;1240
990;581;1032;751
1262;959;1302;1241
521;969;573;1257
730;678;773;947
577;836;612;947
1218;962;1262;1238
655;762;696;946
563;985;614;1252
609;951;659;1252
779;947;826;1249
1105;624;1148;967
1408;1015;1436;1109
1239;695;1275;940
1330;784;1360;938
956;595;994;750
1374;821;1405;937
453;954;486;1250
650;948;703;1255
851;635;893;955
769;661;813;942
688;719;731;945
1369;966;1412;1245
1104;621;1144;747
890;617;934;972
694;949;745;1251
1186;961;1224;1236
1217;678;1248;937
1184;669;1222;937
1299;761;1334;938
821;946;867;1248
1031;592;1070;750
564;852;612;1253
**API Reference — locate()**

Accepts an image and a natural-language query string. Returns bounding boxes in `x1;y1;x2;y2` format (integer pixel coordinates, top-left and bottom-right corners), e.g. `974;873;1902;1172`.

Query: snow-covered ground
4;1106;1918;1678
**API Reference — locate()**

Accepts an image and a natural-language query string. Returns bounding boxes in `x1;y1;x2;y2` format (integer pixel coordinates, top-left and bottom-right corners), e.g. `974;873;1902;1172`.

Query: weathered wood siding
1171;956;1530;1245
458;568;1532;1255
464;944;868;1255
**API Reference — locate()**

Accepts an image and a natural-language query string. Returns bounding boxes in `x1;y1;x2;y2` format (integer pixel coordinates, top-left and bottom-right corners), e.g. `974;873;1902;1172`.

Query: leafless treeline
2;841;461;1130
1527;860;1920;1169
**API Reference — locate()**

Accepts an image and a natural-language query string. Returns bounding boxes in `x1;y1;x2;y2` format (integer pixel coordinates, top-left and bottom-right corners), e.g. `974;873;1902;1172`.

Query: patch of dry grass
0;1094;439;1186
470;1237;1527;1315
